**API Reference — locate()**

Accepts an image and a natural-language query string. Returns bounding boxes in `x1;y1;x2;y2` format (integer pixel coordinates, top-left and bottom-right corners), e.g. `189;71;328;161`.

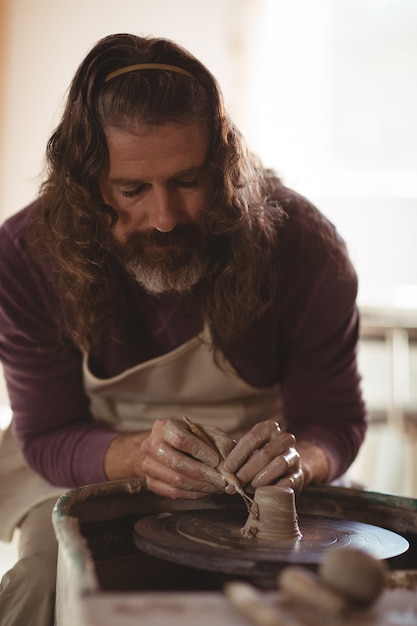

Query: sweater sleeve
280;235;367;482
0;210;117;487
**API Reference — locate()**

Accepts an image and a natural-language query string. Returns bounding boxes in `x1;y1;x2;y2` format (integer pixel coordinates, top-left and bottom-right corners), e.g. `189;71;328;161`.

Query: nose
149;187;178;233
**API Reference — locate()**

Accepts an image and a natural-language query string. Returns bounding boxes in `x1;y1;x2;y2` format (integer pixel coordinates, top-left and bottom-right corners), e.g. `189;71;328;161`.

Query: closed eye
121;185;146;198
120;178;199;198
174;178;199;189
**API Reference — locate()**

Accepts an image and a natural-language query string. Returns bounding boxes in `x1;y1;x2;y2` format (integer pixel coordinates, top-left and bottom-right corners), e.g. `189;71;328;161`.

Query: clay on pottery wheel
241;485;302;541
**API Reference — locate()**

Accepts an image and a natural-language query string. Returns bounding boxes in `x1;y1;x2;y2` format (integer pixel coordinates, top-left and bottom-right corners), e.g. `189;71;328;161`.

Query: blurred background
0;0;416;570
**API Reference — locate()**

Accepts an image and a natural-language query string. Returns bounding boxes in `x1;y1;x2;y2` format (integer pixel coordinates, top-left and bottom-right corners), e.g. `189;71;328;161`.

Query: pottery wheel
133;509;409;578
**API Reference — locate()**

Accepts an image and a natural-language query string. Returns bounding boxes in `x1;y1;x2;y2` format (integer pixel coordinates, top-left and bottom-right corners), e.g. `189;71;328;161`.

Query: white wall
242;0;417;299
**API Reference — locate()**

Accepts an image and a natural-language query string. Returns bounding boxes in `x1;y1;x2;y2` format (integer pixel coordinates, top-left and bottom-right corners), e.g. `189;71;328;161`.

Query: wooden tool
182;416;259;517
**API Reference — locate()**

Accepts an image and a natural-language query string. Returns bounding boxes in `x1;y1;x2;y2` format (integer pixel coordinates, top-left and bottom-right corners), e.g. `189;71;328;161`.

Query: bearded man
0;33;366;626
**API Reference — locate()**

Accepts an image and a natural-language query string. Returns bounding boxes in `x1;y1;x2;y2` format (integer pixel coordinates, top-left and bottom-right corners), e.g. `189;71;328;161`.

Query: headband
105;63;196;83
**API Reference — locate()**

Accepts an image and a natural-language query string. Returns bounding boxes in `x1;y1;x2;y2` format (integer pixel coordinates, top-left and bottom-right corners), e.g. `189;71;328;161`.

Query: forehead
104;121;209;180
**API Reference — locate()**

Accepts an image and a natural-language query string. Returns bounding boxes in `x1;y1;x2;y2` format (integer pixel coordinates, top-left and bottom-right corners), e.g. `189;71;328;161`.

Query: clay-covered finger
144;474;218;500
142;449;226;493
152;418;221;468
249;446;300;488
202;425;236;458
223;420;283;473
273;468;304;494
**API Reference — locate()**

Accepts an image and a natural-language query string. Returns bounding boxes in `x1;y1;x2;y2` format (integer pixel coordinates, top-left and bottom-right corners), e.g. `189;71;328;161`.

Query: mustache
126;223;202;248
107;222;215;264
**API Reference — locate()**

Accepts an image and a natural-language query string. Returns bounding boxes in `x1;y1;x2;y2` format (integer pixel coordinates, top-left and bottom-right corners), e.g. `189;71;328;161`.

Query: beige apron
0;329;281;541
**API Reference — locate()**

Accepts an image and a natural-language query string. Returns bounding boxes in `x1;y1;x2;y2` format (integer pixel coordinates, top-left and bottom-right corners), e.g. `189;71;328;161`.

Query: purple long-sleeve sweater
0;190;367;487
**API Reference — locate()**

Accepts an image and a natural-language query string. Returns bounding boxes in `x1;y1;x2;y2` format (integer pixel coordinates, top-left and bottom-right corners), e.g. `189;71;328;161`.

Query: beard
108;223;214;294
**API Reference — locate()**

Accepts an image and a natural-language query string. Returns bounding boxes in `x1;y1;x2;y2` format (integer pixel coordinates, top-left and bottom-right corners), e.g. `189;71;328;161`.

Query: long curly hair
30;33;287;354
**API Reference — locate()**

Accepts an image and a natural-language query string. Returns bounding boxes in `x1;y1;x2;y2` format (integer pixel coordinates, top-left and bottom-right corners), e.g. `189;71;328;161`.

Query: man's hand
103;418;329;500
222;419;305;493
140;418;235;499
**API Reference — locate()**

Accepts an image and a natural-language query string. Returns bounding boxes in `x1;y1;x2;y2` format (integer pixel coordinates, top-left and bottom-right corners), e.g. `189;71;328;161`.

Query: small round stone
319;547;387;606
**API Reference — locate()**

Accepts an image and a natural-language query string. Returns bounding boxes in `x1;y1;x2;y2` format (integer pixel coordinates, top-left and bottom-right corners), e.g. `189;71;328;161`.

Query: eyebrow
109;165;205;187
